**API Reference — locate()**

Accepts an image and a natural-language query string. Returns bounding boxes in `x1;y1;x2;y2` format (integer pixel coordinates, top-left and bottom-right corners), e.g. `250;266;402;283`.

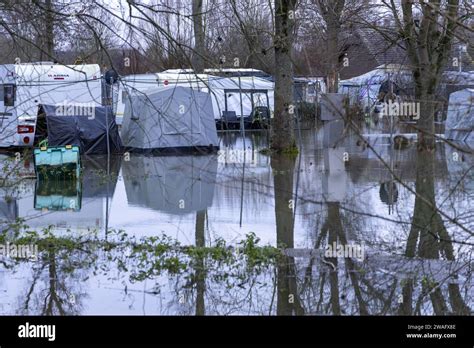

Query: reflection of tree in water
15;236;94;315
194;210;206;315
399;149;471;315
271;154;304;315
299;201;370;315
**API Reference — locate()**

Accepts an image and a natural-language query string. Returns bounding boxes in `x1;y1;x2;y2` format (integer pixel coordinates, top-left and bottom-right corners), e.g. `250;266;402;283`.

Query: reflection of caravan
0;62;102;148
114;73;274;126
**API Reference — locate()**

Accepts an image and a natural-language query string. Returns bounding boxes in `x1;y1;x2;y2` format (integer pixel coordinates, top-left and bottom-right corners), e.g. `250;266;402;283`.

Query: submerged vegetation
0;225;281;287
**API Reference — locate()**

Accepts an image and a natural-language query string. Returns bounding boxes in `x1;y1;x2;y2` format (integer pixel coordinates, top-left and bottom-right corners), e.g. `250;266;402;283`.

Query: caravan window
4;85;15;106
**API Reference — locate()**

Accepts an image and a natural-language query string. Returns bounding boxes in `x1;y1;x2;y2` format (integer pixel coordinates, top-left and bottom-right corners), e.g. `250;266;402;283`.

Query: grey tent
122;155;217;214
120;86;219;153
445;88;474;143
37;104;123;155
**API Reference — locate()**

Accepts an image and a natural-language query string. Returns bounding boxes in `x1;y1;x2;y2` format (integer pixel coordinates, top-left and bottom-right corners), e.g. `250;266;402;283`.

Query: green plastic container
34;145;81;180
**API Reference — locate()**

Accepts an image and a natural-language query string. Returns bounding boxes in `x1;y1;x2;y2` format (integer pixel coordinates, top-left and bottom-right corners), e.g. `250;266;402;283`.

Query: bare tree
272;0;297;152
314;0;346;93
388;0;465;149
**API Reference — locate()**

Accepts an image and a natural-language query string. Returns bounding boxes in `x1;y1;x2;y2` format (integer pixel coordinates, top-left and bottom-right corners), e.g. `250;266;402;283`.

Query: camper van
0;62;102;148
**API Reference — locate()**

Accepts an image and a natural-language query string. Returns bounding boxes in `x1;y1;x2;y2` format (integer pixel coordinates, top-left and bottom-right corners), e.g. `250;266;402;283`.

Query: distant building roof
340;27;472;79
340;27;408;79
354;28;408;66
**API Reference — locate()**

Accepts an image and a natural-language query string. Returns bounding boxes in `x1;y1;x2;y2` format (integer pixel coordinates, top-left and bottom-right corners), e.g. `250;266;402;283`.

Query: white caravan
114;73;274;125
0;62;102;148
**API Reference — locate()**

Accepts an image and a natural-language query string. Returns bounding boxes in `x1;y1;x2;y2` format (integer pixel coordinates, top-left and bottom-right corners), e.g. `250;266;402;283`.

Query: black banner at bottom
0;315;472;346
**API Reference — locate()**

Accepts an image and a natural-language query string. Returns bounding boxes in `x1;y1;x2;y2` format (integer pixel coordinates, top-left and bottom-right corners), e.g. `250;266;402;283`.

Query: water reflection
35;179;82;211
272;154;304;315
399;147;471;315
0;127;472;315
122;155;217;214
22;156;120;232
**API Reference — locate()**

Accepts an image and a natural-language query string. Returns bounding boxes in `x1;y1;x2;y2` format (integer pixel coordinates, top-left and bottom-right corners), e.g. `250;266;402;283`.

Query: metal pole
105;77;112;237
293;107;303;221
238;72;246;227
458;48;462;73
238;73;246;148
239;153;246;228
106;78;111;161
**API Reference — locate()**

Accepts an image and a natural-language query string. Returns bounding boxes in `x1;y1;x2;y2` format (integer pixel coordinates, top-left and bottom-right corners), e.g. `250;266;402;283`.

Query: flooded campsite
1;122;473;315
0;3;473;346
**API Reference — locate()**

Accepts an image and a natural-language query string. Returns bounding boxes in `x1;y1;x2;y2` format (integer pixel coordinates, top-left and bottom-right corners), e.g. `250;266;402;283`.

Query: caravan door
0;64;23;147
0;83;18;147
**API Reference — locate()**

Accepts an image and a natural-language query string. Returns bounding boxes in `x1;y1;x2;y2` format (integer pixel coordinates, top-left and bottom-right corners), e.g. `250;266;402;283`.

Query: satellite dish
104;69;119;84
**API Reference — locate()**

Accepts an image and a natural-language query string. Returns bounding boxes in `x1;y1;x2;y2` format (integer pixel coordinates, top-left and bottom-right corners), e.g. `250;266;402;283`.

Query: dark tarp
39;104;123;155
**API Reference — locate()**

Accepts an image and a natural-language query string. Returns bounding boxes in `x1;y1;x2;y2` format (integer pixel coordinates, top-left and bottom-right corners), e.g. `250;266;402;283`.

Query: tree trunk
192;0;206;73
271;0;297;152
400;0;460;151
326;19;340;93
316;0;345;93
44;0;54;59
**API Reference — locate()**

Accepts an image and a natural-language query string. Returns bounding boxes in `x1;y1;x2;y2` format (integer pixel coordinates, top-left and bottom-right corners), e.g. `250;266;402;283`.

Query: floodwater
0;124;473;315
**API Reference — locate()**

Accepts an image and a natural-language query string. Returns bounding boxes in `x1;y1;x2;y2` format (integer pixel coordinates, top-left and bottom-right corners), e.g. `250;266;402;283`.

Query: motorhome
0;62;102;148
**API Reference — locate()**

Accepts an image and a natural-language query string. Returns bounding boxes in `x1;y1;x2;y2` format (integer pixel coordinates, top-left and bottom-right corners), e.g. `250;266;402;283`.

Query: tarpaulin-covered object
445;88;474;142
121;86;219;153
38;104;123;155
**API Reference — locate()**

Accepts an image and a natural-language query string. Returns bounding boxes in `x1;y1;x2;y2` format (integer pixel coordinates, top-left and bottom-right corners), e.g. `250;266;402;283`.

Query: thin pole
105;77;112;237
458;48;462;73
238;73;246;148
239;153;246;228
293;107;303;221
238;72;246;227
